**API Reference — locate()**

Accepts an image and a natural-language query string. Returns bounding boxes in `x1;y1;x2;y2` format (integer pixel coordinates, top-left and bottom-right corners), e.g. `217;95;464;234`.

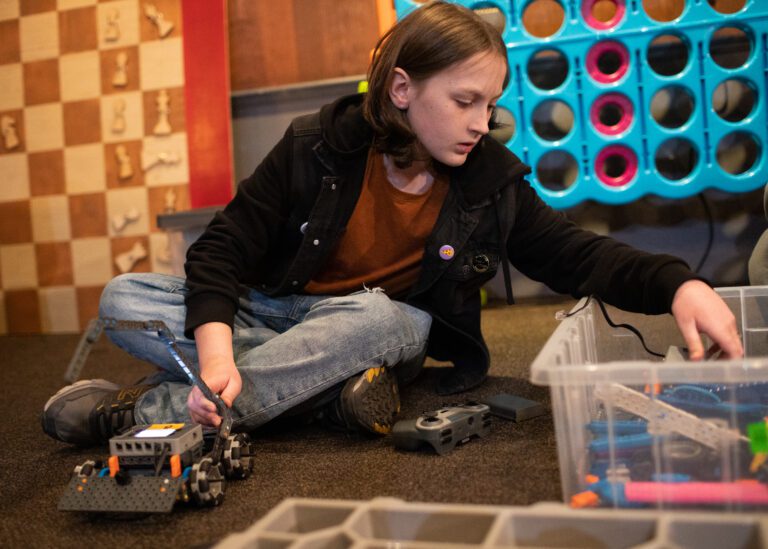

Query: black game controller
392;402;491;455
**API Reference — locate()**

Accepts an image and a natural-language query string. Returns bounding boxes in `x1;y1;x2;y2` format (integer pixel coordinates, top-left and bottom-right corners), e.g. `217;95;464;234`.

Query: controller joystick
393;402;491;455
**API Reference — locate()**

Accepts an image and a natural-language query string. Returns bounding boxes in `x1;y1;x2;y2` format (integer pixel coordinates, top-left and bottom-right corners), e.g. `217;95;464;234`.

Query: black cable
694;193;714;274
593;296;665;358
558;295;594;318
560;295;665;358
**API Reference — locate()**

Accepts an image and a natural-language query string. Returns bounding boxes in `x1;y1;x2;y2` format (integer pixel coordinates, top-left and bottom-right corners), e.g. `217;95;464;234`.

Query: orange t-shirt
305;150;448;298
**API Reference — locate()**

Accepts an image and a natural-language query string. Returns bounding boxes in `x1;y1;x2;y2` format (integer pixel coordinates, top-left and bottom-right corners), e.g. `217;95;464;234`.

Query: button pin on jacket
439;245;455;260
300;222;308;234
472;254;490;273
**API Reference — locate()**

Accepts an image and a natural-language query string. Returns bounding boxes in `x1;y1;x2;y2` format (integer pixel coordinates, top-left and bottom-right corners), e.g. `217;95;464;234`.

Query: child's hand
190;322;240;427
187;358;242;427
671;280;744;361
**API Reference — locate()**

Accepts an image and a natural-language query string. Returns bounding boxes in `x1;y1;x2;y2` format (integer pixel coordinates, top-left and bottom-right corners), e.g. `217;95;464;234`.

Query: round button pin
439;245;455;260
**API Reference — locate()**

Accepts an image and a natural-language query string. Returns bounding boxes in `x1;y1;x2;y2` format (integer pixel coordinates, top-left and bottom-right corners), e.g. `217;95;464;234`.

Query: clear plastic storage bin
530;286;768;511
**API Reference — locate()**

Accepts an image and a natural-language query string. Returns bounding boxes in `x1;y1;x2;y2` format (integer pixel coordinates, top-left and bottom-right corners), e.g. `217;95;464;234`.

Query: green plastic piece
748;421;768;454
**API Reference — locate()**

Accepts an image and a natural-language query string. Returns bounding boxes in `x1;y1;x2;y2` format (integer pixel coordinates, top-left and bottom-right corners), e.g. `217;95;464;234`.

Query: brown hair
363;1;509;167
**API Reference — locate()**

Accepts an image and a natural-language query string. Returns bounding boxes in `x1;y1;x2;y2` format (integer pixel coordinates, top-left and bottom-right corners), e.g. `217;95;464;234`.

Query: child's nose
470;111;490;135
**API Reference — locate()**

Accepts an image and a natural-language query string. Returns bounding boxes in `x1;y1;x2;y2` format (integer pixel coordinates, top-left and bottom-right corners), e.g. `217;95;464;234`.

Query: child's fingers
190;406;221;427
679;322;705;361
190;409;221;427
718;328;744;359
188;387;222;426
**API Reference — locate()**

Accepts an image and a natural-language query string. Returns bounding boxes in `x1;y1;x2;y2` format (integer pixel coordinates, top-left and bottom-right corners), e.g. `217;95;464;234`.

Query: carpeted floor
0;297;573;548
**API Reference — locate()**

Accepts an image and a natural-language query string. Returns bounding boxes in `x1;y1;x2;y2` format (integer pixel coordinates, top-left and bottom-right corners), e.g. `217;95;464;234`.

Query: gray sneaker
339;366;400;435
41;379;153;446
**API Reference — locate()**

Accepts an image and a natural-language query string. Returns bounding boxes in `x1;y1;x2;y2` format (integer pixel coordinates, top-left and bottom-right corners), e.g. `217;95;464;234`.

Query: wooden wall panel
228;0;749;90
229;0;379;90
294;0;380;84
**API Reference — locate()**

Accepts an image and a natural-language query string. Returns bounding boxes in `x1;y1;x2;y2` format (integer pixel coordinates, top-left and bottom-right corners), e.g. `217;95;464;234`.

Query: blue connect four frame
394;0;768;209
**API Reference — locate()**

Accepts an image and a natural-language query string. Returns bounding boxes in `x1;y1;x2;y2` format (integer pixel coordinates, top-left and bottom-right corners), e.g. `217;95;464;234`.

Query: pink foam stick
625;481;768;505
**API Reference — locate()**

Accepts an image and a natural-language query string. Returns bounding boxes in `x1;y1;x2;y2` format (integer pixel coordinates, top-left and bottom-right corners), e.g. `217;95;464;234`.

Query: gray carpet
0;297;572;548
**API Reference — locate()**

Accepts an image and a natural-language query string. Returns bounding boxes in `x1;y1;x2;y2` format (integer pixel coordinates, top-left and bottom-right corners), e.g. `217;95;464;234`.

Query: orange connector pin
108;455;119;477
571;490;600;509
170;454;181;478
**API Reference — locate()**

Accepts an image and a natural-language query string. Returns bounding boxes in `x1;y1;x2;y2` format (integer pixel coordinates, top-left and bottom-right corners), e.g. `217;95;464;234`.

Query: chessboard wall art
0;0;232;334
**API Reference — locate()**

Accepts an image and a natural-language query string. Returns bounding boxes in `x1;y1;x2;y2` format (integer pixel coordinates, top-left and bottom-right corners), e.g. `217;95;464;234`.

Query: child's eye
455;99;472;108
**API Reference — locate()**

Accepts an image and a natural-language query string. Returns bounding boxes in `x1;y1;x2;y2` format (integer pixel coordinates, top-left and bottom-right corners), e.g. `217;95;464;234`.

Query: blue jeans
99;273;432;431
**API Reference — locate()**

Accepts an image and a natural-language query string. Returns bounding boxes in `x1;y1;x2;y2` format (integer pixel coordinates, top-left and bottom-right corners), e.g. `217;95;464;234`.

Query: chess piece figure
112;207;140;233
141;150;180;171
115;241;147;273
1;115;20;150
164;188;177;213
144;4;174;38
112;98;126;134
115;145;133;180
153;90;172;135
112;52;128;87
105;9;120;42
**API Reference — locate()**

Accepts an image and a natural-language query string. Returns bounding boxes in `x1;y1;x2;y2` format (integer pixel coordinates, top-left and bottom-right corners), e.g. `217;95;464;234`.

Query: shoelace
89;386;151;441
91;405;135;441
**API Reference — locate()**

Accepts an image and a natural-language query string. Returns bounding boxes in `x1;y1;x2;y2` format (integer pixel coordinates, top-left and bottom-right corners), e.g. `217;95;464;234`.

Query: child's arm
187;322;242;427
671;279;744;360
505;178;745;360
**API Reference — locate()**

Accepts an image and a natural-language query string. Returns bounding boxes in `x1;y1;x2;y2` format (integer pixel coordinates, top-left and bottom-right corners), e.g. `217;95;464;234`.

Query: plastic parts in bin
530;285;768;510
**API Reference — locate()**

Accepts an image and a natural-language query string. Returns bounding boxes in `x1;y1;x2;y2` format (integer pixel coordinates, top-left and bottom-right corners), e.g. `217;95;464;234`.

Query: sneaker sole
343;366;400;435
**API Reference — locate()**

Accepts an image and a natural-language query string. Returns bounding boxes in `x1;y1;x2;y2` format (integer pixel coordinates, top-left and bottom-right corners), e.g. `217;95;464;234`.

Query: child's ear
389;68;411;110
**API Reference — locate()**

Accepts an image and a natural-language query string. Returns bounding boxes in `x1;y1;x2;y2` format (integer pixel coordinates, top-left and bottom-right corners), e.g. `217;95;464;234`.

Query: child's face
393;51;506;167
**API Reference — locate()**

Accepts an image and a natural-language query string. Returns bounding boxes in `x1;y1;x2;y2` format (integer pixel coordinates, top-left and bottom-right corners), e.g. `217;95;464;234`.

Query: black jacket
184;94;697;394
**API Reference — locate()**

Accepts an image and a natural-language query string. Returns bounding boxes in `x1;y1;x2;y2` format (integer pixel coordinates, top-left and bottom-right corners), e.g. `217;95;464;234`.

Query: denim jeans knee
98;273;137;319
308;289;431;350
100;273;187;321
98;273;195;375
